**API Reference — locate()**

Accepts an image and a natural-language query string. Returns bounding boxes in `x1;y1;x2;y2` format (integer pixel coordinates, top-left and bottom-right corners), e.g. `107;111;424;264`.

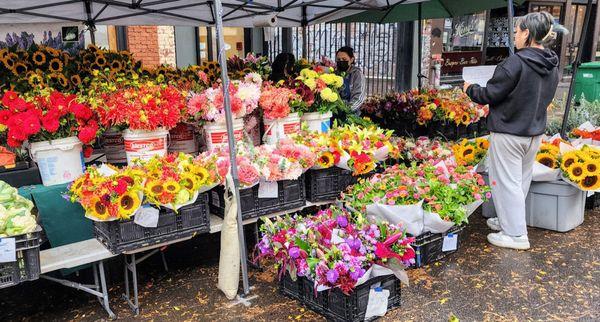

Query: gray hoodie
342;66;367;114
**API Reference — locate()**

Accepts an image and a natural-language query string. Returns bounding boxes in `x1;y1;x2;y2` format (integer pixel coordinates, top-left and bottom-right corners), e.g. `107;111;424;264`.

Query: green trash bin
573;62;600;102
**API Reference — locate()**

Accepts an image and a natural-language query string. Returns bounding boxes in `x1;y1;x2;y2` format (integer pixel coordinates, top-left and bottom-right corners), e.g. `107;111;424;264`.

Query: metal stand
122;249;169;316
41;261;115;319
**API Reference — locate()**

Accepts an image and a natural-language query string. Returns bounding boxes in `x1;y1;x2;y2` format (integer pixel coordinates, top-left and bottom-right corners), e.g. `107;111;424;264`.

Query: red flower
1;91;18;107
83;146;94;158
78;124;98;144
7;127;26;142
70;103;93;120
114;178;128;195
41;112;60;133
22;112;41;136
0;110;13;125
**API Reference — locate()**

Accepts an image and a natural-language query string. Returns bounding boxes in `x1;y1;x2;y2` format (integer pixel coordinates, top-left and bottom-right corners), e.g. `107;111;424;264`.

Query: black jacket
466;47;559;137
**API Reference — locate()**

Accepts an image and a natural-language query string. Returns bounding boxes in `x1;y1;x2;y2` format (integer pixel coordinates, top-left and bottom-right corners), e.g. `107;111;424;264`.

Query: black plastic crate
0;164;42;188
410;225;464;268
94;193;210;254
280;274;401;322
0;228;42;289
457;123;479;139
305;167;355;202
210;175;306;220
585;193;600;210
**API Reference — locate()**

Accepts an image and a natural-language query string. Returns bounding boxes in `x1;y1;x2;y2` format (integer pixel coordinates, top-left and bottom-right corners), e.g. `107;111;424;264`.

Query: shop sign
441;51;482;73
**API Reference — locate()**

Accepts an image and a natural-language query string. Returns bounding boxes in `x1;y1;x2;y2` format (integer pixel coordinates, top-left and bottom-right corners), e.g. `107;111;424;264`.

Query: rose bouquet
256;206;415;294
98;83;185;131
188;74;262;123
0;90;100;153
68;165;144;221
205;141;262;188
134;153;213;210
398;136;453;164
560;145;600;191
452;138;489;167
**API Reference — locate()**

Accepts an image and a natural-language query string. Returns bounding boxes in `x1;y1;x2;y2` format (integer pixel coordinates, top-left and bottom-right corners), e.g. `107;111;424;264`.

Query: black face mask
336;60;350;72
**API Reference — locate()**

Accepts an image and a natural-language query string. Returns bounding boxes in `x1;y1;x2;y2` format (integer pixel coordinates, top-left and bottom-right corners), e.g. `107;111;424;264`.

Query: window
442;12;486;52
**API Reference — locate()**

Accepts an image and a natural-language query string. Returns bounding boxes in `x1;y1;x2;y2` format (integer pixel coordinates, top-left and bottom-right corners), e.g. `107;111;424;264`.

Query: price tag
258;180;278;199
442;233;458;252
134;205;160;228
364;287;390;320
0;238;16;263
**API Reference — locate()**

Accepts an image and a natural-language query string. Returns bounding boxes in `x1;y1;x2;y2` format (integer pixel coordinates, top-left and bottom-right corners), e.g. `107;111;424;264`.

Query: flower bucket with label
123;128;168;165
204;118;244;151
29;136;84;186
263;112;301;144
168;123;198;155
301;111;332;133
102;129;127;164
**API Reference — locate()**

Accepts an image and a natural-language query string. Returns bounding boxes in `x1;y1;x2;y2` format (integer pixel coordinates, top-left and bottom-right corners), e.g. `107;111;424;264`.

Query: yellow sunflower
568;163;586;182
317;151;335;168
32;51;46;65
2;56;15;69
164;180;181;194
27;72;44;87
560;151;579;172
89;196;109;220
118;191;141;219
580;175;600;190
87;44;99;53
57;74;69;88
48;58;63;72
194;167;209;186
179;173;199;191
476;138;490;150
460;113;471;125
70;177;86;198
95;55;107;67
536;152;557;169
70;74;82;87
14;62;28;74
111;60;123;71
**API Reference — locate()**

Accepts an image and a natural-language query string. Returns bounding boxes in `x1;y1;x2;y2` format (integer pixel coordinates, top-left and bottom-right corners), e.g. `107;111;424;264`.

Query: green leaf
294;237;310;252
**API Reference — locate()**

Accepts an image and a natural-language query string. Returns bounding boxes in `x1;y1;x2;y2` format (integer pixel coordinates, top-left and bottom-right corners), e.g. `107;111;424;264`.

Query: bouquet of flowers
68;165;144;221
99;83;185;131
0;90;99;152
416;88;489;126
256;206;415;293
536;141;561;169
360;91;422;132
254;144;304;181
226;53;271;80
291;128;341;169
398;136;453;163
270;138;317;171
452;138;489;167
206;141;262;187
560;145;600;191
287;67;346;115
259;84;299;120
342;161;490;231
134;153;214;210
187;74;262;123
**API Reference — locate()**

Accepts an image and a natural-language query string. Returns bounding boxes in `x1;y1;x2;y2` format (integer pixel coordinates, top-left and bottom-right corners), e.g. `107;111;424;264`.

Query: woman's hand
463;82;471;92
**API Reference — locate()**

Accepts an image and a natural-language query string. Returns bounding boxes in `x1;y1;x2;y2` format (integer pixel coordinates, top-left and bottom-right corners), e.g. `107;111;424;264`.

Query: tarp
0;0;407;27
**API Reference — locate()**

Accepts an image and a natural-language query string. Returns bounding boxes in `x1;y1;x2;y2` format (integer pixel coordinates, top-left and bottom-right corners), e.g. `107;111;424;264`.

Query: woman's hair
336;46;355;59
517;11;569;47
270;52;295;81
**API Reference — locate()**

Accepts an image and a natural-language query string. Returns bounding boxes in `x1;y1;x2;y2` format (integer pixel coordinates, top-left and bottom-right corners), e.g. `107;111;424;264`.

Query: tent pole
213;0;251;296
560;0;594;138
507;0;515;55
302;5;308;59
417;2;423;90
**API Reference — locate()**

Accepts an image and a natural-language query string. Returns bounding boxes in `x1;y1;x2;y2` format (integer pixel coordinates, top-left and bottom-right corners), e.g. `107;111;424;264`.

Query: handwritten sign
441;51;482;74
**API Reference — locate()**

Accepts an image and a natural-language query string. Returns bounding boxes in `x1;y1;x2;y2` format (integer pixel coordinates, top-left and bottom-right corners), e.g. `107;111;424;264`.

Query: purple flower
350;268;365;281
337;216;348;228
326;269;339;284
289;246;300;259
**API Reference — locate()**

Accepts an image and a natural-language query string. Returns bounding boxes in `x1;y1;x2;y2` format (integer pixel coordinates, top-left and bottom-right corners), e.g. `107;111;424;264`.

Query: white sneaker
487;232;530;250
486;218;501;231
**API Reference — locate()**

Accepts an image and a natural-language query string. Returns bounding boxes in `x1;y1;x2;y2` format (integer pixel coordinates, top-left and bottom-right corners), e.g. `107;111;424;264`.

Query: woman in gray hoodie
336;46;366;117
464;12;568;250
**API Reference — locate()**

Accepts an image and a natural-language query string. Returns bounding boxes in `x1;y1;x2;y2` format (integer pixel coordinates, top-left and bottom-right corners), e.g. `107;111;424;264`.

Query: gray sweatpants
488;132;542;237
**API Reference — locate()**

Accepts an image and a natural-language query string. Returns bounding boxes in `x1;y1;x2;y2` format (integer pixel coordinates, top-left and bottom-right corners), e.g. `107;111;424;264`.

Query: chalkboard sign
487;17;521;48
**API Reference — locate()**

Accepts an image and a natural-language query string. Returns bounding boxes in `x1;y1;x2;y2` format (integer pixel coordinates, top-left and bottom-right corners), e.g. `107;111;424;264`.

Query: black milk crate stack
410;225;464;268
305;167;355;202
279;274;401;322
209;175;306;220
585;193;600;210
0;228;42;289
94;193;210;254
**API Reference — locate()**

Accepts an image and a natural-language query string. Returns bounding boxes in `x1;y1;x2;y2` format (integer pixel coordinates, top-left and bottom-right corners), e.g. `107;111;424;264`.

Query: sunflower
318;152;335;168
89;197;109;220
118;191;141;218
111;60;123;71
57;74;69;88
560;151;578;171
2;56;15;69
179;173;199;191
95;55;107;67
0;48;6;59
462;146;475;158
536;152;557;169
476;138;490;150
32;51;46;65
70;74;82;87
14;62;27;74
194;167;209;186
87;44;99;53
568;163;586;182
460;113;471;125
164;180;181;194
27;72;44;87
583;159;599;175
70;177;86;197
580;175;600;190
354;161;376;175
48;58;63;72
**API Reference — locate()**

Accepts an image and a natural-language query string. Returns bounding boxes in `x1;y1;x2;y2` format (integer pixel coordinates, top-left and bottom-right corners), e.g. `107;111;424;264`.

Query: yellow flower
536;152;557;169
32;51;46;65
48;58;63;72
89;196;109;220
146;180;165;197
320;87;339;103
580;174;600;190
568;163;586;182
317;152;335;168
179;173;199;191
118;191;141;219
583;159;599;175
300;68;318;79
194;167;209;186
304;78;316;90
164;180;181;194
560;151;579;172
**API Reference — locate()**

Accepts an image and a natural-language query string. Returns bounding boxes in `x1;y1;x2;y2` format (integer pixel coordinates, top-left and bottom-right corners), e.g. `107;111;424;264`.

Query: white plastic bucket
102;129;127;164
168;123;198;155
123;128;168;165
204;118;244;151
263;112;301;144
29;136;84;186
301;111;332;133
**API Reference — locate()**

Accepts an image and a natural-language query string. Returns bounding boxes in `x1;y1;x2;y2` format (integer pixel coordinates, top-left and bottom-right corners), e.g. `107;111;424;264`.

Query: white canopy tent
0;0;414;297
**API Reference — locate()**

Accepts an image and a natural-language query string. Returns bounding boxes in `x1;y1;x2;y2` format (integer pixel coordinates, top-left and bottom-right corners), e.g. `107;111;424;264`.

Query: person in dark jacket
464;11;568;250
270;53;295;84
336;46;366;116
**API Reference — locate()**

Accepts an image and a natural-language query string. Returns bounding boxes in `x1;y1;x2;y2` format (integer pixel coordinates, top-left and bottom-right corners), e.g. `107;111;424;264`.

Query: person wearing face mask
464;12;568;250
335;46;366;116
270;52;295;84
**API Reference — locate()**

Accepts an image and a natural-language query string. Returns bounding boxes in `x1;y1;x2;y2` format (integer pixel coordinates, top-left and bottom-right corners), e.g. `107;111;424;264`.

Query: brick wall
157;26;176;67
126;26;160;67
